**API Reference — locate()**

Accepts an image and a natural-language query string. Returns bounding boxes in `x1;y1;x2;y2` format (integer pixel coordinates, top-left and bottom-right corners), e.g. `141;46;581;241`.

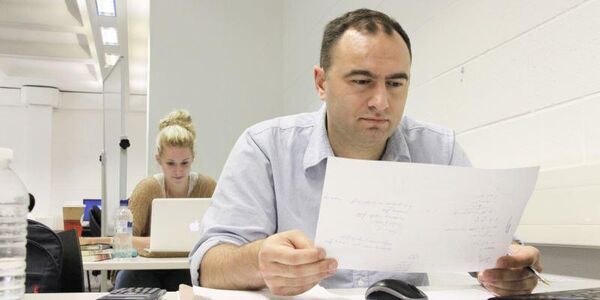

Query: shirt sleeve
189;129;277;286
449;138;472;167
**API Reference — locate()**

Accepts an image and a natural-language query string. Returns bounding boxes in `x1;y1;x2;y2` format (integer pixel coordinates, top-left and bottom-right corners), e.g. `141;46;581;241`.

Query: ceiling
0;0;148;94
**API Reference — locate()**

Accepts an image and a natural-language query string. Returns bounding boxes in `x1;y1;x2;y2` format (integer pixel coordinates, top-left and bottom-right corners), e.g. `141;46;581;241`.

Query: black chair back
57;230;84;292
89;205;101;237
25;219;62;293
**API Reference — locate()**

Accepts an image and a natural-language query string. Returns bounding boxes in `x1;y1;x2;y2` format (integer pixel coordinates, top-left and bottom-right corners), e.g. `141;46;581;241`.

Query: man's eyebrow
343;70;409;81
386;72;409;80
343;69;375;78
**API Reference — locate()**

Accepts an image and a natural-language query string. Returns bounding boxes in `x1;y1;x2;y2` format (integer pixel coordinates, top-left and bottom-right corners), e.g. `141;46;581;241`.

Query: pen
509;240;550;286
526;265;550;286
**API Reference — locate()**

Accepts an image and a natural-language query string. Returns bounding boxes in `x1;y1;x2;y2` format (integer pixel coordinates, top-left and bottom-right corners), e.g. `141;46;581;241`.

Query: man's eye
387;81;403;87
167;162;175;166
353;79;371;85
182;162;189;166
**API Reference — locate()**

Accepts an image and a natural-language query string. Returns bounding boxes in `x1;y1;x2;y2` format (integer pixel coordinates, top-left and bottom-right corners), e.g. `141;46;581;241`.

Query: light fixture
104;53;120;68
95;0;116;17
100;27;119;46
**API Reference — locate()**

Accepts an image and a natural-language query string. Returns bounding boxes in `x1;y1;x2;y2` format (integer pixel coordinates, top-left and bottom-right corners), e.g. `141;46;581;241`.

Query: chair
56;229;84;292
25;219;62;293
90;205;102;237
87;205;104;291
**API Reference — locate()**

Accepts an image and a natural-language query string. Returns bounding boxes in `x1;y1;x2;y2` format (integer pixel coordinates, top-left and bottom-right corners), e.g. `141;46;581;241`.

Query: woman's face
156;146;194;185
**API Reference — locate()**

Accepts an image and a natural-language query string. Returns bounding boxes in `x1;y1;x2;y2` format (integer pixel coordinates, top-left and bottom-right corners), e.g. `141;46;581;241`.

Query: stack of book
80;243;112;262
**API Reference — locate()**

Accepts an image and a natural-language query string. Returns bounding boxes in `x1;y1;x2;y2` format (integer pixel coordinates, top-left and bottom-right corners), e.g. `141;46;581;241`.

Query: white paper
187;285;352;300
315;157;539;273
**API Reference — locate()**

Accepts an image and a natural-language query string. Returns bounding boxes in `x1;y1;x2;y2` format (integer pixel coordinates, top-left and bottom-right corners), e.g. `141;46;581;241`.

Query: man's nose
367;83;390;111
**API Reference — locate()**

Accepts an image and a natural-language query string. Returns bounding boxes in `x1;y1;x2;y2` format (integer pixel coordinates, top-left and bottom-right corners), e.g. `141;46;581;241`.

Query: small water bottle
113;200;133;258
0;148;28;300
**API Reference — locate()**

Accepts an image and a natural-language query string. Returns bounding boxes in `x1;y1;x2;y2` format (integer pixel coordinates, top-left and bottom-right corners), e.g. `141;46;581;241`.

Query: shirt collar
303;105;412;171
303;105;334;170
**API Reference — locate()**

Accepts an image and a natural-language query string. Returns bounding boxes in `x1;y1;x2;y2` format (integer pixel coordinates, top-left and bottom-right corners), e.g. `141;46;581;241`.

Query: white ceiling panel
0;0;148;94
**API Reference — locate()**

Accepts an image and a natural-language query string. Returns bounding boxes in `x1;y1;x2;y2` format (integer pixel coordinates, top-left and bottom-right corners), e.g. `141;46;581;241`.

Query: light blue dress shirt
190;105;471;288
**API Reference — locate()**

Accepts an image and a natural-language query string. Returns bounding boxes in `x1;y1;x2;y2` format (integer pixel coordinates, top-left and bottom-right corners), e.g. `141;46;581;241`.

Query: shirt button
357;279;366;286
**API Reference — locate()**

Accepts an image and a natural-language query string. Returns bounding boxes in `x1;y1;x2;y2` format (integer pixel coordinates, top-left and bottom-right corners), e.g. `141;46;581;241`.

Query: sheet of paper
315;157;539;273
186;284;352;300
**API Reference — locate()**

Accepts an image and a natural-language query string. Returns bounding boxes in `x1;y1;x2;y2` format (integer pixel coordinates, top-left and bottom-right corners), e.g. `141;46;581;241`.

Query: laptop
140;198;211;257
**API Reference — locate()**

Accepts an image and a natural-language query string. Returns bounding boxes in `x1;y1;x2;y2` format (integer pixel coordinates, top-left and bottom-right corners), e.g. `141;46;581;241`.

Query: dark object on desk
57;229;84;292
25;219;63;293
488;287;600;299
96;287;167;300
366;279;428;300
87;205;108;291
90;205;102;237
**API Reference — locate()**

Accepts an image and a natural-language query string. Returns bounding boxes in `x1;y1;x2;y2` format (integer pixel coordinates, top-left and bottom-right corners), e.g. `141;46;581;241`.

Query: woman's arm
128;177;162;236
131;236;150;253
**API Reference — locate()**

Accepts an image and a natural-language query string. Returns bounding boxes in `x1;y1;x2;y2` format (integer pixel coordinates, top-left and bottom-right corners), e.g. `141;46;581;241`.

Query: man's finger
266;258;337;278
261;245;325;265
266;271;333;288
496;245;539;269
484;276;537;291
269;281;321;296
479;268;534;283
283;230;315;249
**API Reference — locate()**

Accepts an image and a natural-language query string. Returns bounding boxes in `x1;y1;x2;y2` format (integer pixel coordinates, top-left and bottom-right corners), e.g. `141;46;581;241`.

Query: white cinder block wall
0;87;147;228
281;0;600;279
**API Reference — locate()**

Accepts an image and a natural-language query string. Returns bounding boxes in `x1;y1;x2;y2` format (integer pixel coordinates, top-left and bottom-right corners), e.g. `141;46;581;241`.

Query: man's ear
313;65;327;100
155;153;160;165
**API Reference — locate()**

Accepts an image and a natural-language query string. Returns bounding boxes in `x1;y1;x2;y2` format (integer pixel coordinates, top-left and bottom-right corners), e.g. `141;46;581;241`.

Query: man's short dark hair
320;8;412;72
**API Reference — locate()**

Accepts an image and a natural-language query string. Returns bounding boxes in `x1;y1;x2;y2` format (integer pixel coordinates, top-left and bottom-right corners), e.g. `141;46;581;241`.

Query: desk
24;292;178;300
83;257;189;291
83;256;189;271
332;275;600;299
25;275;600;299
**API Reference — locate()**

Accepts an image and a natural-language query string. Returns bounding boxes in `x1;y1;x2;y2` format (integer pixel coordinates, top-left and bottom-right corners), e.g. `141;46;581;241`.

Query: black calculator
97;287;167;300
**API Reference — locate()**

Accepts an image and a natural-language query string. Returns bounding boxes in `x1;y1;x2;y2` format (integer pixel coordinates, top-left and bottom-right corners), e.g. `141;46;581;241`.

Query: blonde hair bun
158;109;196;139
156;109;196;156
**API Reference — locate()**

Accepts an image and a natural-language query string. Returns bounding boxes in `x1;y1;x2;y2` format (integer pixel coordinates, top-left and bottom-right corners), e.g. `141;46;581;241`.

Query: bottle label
115;220;132;234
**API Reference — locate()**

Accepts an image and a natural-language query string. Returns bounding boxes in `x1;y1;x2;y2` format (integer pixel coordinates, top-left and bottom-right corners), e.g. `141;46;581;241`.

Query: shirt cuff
189;237;244;286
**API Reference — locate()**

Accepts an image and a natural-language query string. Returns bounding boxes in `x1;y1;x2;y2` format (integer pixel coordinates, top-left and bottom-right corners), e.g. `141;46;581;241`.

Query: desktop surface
23;274;600;300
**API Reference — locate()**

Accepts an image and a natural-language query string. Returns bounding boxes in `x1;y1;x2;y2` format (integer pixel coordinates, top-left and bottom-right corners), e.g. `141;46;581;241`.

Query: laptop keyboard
488;287;600;299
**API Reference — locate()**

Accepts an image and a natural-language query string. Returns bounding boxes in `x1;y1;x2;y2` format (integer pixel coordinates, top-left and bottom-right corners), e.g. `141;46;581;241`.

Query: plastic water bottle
0;148;28;300
113;200;133;258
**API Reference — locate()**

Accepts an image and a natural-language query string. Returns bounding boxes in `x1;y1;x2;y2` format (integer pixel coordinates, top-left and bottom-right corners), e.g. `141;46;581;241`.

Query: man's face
315;28;411;148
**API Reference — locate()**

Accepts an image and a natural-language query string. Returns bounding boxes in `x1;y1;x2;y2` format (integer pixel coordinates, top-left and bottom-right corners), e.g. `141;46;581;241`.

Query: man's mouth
360;117;389;123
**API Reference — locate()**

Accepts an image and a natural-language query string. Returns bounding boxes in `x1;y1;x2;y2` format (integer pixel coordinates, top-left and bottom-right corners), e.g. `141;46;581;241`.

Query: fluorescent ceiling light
100;27;119;46
96;0;116;17
104;53;120;68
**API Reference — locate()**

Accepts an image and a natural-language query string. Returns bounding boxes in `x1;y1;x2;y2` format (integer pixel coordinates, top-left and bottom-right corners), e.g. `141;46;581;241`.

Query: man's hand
258;230;338;296
478;244;542;296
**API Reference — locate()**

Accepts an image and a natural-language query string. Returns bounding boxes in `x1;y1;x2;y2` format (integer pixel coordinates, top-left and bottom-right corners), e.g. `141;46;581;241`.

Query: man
190;8;542;296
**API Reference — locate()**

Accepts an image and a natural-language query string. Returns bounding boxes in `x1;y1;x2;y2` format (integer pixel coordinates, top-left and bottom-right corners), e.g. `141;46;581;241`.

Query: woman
115;109;216;291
